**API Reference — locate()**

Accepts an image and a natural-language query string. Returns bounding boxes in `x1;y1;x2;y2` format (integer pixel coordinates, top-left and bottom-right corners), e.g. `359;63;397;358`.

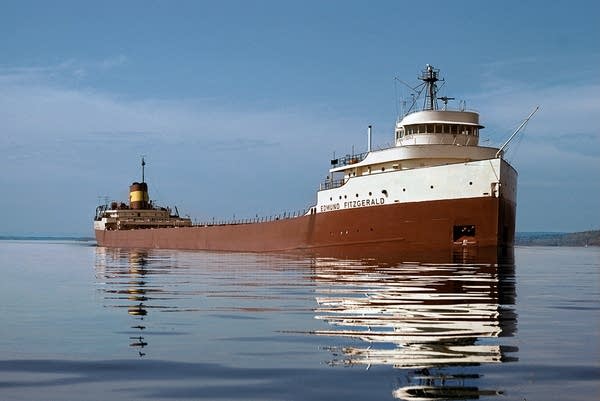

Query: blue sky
1;0;599;236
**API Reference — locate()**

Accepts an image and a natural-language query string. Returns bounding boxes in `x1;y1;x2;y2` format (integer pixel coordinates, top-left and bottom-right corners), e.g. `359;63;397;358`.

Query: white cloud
0;56;129;85
467;70;600;170
0;63;361;234
99;55;128;70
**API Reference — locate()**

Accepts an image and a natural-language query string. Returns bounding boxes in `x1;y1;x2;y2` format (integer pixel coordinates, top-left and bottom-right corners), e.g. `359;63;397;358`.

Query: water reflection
93;245;519;398
95;248;173;358
312;255;517;400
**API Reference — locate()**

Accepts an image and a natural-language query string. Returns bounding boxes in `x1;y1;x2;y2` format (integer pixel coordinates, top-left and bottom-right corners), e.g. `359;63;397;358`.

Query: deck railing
194;207;315;227
320;178;346;190
330;151;368;168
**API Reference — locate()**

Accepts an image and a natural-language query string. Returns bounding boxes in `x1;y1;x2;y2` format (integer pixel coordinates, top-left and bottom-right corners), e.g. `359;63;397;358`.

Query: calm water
0;241;599;400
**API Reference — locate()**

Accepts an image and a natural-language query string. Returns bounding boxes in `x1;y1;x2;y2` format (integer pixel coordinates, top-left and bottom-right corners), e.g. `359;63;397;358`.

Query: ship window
435;124;443;133
427;124;434;133
419;124;426;133
450;125;458;134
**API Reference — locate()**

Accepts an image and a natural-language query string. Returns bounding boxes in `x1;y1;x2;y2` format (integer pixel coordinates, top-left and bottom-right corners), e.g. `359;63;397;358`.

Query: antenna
395;76;423;115
394;78;400;120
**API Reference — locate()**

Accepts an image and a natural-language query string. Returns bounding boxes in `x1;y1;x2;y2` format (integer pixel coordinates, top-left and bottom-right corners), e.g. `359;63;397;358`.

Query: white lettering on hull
344;198;386;209
320;203;341;212
319;198;386;213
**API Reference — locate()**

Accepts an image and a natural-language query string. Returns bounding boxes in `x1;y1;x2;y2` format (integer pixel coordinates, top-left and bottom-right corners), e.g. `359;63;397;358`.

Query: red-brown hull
95;196;515;256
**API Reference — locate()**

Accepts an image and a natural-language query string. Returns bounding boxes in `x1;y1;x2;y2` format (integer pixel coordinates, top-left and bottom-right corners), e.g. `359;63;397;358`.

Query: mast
419;64;442;110
141;156;146;183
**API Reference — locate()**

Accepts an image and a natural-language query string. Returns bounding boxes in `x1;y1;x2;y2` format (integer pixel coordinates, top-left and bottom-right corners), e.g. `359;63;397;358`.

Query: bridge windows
401;124;479;136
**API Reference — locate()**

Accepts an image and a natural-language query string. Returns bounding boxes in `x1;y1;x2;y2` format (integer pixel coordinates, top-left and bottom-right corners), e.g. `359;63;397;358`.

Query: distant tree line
516;230;600;247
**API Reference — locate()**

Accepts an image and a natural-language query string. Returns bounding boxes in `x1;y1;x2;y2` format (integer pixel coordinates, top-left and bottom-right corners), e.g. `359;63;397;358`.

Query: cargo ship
94;65;534;255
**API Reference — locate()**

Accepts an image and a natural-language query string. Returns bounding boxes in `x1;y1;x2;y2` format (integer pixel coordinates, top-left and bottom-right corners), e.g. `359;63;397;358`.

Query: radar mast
419;64;443;110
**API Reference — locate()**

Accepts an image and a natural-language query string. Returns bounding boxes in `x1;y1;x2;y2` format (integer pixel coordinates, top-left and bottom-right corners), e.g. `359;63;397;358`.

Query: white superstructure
314;65;517;215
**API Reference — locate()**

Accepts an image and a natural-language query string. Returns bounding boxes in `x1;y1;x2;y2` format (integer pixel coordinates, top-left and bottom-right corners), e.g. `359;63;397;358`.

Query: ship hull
95;196;515;255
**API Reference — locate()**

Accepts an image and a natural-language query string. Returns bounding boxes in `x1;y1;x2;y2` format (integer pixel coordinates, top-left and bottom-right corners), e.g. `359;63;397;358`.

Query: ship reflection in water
312;253;517;400
92;244;518;399
95;248;173;358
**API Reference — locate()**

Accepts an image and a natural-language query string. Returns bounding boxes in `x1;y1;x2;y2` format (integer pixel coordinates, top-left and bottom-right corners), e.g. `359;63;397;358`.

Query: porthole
339;195;342;200
430;185;434;189
355;193;359;198
368;192;372;196
344;195;347;199
402;188;406;192
381;167;385;172
329;197;332;201
469;181;473;185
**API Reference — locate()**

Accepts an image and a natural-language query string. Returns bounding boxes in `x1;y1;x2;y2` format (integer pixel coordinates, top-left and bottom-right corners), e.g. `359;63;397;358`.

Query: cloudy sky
1;0;598;236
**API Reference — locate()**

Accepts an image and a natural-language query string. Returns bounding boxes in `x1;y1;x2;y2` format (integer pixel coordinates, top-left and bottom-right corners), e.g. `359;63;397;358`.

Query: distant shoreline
2;230;599;247
516;230;600;247
0;236;95;242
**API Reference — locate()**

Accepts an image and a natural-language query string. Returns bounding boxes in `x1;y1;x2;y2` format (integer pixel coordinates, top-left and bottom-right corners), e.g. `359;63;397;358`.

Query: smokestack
367;125;372;152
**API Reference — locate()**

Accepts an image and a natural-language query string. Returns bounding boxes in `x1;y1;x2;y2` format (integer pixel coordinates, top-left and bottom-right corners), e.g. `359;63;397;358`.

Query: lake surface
1;240;598;400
